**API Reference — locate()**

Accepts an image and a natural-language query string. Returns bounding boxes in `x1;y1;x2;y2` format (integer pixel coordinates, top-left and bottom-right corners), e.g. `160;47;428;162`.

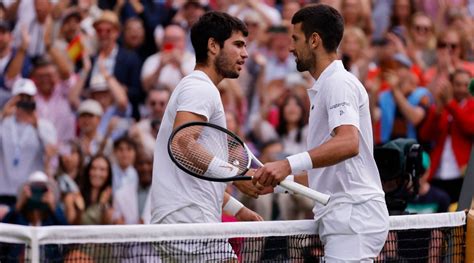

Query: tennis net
0;211;467;262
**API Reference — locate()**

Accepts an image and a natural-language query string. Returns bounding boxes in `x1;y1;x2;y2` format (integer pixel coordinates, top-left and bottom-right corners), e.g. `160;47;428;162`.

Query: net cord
0;211;465;246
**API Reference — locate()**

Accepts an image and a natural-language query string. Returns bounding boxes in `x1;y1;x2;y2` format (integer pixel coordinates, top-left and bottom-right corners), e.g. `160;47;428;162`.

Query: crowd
0;0;473;227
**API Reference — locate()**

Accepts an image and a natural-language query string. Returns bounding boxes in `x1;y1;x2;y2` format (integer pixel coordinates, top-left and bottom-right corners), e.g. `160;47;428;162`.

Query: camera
16;100;36;112
374;138;423;215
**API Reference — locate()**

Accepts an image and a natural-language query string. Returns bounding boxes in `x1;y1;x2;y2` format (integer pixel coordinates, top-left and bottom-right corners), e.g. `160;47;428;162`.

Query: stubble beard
295;52;315;73
215;52;239;79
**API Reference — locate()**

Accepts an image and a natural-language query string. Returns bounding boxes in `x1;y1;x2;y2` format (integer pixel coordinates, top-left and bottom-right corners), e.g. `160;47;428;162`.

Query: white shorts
155;205;237;262
317;200;389;262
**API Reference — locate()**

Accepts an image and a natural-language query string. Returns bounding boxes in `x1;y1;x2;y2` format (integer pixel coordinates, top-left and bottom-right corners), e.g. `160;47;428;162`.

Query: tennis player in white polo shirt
253;4;389;262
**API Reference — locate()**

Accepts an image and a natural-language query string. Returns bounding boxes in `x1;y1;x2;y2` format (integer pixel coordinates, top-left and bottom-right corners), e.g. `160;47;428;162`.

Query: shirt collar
309;60;344;92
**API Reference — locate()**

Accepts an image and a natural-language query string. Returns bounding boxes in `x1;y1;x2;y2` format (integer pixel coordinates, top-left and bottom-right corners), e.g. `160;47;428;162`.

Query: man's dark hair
291;4;344;53
191;11;248;65
113;135;138;151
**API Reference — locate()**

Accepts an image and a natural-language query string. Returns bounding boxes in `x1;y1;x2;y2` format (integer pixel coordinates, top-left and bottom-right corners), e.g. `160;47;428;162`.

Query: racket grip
279;180;330;205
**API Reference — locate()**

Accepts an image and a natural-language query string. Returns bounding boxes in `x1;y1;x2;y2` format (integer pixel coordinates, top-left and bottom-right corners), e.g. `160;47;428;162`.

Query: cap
93;10;121;30
78;99;103;116
0;20;12;32
393;53;412;68
183;0;206;9
12;79;37;96
89;74;109;93
28;171;49;184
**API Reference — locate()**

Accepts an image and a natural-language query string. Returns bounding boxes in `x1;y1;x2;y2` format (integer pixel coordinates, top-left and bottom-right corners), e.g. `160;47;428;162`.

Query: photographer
0;79;57;207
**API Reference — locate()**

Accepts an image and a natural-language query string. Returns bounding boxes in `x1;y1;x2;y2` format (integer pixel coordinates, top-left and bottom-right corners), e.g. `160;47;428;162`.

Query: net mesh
0;212;467;263
169;123;250;177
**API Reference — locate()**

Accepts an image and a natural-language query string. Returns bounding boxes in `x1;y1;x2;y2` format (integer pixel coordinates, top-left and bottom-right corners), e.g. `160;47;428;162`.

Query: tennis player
150;11;263;261
253;4;389;262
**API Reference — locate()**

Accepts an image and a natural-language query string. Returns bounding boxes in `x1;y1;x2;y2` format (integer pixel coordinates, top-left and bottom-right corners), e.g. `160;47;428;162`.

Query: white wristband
223;196;244;216
274;175;294;194
206;157;239;178
286;152;312;175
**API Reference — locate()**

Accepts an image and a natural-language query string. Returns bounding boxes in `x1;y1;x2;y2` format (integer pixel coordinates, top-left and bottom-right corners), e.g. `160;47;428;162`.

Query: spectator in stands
76;99;113;162
172;0;208;53
89;10;142;120
281;1;302;23
134;149;153;223
55;140;84;196
419;68;474;204
68;154;122;225
0;20;32;102
30;56;76;144
111;136;139;224
2;171;67;226
0;79;57;207
341;0;374;36
339;26;371;81
406;12;437;71
406;151;451;213
122;17;147;63
389;0;417;32
141;24;195;92
129;87;170;155
376;53;432;145
87;71;132;142
227;0;282;26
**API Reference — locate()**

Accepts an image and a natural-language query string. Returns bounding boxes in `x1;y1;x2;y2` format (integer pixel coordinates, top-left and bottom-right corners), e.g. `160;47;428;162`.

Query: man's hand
235;207;263;221
42;186;56;212
252;159;291;187
233;180;273;199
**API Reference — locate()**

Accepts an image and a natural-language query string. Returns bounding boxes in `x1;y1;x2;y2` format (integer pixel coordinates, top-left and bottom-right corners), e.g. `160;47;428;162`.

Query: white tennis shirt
150;70;227;224
306;61;385;219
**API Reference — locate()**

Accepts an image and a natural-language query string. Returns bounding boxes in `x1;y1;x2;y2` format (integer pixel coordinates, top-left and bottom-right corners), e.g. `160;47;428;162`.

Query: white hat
28;171;49;183
78;99;103;116
89;74;109;93
12;78;37;96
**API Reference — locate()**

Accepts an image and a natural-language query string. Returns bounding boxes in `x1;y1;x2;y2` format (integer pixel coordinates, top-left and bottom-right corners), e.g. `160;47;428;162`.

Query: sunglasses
437;41;459;49
414;25;431;33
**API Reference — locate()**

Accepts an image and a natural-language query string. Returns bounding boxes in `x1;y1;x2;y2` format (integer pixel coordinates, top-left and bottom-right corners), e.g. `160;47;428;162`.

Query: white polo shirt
306;61;385;219
150;70;227;224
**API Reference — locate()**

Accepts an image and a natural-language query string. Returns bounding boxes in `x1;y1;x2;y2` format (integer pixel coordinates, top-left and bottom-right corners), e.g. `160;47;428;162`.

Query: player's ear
310;32;321;49
208;37;220;56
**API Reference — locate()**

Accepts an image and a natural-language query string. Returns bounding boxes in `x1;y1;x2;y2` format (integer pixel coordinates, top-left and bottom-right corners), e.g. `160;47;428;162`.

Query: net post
30;227;39;263
466;197;474;263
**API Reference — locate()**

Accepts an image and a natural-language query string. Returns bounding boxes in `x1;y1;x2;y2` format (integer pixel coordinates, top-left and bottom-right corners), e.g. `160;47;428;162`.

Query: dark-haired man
150;11;263;261
254;4;389;262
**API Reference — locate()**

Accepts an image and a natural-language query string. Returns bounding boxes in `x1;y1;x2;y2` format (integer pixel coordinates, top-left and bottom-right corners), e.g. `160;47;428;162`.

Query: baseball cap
12;79;37;96
89;74;109;93
78;99;103;116
28;171;49;184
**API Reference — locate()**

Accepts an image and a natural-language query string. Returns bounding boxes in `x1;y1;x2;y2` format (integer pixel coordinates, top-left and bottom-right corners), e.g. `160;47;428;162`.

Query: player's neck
195;64;223;86
311;52;338;80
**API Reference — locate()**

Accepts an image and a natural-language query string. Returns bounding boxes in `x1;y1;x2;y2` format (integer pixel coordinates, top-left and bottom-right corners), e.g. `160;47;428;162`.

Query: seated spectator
406;151;450;214
111;136;140;224
63;154;122;225
406;12;437;71
0;79;57;206
419;69;474;204
134;149;153;223
76;99;113;163
55;140;84;196
375;53;432;145
121;17;147;63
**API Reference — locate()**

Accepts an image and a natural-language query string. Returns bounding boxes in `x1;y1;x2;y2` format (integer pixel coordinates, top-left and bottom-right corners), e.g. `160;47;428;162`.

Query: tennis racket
168;121;330;205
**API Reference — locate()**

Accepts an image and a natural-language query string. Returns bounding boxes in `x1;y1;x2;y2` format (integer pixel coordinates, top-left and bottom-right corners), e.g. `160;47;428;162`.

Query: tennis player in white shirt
253;5;389;262
150;11;263;262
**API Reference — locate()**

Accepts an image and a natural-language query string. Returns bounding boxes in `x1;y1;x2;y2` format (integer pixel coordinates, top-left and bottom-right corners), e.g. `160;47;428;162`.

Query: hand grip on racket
168;122;330;205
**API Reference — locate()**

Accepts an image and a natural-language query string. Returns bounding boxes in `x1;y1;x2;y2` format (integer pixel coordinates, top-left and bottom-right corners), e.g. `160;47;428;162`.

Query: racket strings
170;125;250;177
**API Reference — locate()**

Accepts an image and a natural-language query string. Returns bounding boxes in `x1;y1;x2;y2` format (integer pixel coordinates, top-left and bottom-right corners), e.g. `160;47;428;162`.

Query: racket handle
279;180;330;205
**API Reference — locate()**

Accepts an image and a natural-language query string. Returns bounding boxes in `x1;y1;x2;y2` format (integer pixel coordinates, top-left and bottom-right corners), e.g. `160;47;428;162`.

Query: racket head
168;122;252;182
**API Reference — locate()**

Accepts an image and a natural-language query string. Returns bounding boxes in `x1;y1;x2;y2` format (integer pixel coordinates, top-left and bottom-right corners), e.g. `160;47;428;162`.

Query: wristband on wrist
206;157;239;178
286;152;312;175
274;175;294;194
223;196;244;216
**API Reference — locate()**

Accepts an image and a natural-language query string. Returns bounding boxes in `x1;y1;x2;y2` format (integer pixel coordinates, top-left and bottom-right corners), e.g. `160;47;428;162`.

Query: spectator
141;24;195;92
341;0;373;36
375;53;432;145
76;99;113;162
134;149;153;223
406;12;437;71
66;154;122;225
389;0;417;33
130;87;170;155
55;140;84;196
339;26;371;81
0;79;57;207
121;17;147;63
89;10;142;120
0;19;32;101
419;69;474;204
406;151;451;214
111;136;139;224
30;56;77;144
281;1;302;23
227;0;282;27
172;0;207;53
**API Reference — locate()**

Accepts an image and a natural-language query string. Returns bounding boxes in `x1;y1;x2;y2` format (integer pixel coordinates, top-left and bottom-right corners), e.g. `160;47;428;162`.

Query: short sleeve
325;77;361;134
176;78;218;121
